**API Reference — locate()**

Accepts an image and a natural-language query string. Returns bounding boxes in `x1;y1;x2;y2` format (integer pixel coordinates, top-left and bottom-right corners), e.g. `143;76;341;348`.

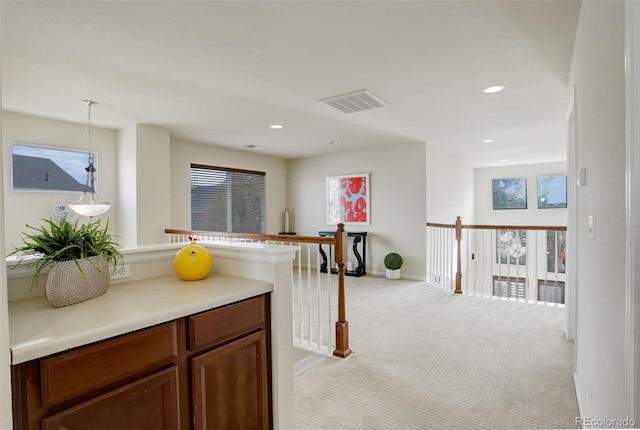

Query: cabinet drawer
42;366;180;430
41;321;178;408
189;295;267;352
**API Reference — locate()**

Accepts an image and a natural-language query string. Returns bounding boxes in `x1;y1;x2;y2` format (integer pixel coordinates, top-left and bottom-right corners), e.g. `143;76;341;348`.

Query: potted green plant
9;217;123;308
384;252;403;280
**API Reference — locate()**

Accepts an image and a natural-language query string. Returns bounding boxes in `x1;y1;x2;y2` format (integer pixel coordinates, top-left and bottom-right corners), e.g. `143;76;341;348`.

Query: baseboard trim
574;371;584;428
294;353;326;378
367;270;426;281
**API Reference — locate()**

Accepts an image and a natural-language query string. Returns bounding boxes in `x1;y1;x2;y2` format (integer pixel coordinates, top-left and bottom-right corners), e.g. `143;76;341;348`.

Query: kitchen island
7;241;297;429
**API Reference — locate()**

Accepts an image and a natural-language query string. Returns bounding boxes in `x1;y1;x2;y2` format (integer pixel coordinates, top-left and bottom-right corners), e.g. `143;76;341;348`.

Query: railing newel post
455;216;463;294
333;223;352;358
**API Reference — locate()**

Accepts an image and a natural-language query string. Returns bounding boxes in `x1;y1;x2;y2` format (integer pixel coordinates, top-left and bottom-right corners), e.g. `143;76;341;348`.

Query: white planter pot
385;268;401;280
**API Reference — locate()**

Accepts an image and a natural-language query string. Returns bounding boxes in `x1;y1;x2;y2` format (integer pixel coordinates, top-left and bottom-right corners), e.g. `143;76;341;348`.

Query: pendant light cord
83;100;96;163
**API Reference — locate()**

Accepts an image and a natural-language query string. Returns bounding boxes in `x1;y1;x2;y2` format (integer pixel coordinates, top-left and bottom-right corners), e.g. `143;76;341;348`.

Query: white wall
628;0;640;419
474;162;567;226
117;124;137;246
0;37;14;427
426;144;475;225
135;125;171;245
569;0;628;421
1;113;289;249
116;124;172;246
169;139;288;234
288;143;427;280
2;111;119;250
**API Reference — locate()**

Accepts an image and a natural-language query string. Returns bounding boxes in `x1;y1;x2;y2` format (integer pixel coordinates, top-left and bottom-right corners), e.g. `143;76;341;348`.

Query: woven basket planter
45;255;110;308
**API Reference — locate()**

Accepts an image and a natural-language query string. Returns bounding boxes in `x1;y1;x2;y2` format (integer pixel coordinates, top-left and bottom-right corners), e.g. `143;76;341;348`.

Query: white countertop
9;274;274;364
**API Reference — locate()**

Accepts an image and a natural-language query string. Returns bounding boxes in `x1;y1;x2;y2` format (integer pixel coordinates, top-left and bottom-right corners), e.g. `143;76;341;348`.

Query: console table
318;231;367;277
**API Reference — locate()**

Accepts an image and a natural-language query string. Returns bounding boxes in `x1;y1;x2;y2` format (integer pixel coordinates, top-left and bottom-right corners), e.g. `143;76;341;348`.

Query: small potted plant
384;252;403;280
9;217;123;308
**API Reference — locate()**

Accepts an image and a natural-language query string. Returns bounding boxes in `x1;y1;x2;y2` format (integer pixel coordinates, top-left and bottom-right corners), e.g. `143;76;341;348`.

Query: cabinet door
192;330;269;430
41;366;180;430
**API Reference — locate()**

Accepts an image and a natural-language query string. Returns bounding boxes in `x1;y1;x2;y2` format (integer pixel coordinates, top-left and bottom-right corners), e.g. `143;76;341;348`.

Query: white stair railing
292;243;336;355
427;218;567;305
165;226;350;357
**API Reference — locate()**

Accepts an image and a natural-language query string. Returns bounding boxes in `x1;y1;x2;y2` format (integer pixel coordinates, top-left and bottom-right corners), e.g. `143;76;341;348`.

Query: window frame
11;141;93;194
190;163;266;234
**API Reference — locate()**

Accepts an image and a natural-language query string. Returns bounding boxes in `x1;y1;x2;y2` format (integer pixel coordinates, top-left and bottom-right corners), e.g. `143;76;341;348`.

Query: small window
190;164;266;233
12;142;93;193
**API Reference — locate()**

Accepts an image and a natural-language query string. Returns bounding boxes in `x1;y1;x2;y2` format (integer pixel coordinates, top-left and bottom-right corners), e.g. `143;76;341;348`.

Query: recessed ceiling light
483;139;495;143
500;159;509;163
328;141;339;145
245;144;265;150
483;85;505;94
269;124;283;129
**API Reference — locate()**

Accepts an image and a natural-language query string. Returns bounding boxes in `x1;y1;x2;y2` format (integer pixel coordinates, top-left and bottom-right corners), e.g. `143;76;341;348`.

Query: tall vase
284;209;290;233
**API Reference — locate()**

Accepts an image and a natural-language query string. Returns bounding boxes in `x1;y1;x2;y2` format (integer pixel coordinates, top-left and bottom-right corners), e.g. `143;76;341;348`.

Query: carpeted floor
294;276;579;430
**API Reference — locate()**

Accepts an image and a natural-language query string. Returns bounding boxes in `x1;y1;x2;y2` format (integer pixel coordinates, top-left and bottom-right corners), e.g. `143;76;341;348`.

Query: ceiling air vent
319;89;387;114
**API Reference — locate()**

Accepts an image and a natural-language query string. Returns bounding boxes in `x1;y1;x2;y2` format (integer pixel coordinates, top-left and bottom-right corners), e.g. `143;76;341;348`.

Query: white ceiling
1;1;580;166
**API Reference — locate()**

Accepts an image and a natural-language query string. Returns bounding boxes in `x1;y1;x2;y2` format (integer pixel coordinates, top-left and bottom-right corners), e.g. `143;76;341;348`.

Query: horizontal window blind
190;164;266;233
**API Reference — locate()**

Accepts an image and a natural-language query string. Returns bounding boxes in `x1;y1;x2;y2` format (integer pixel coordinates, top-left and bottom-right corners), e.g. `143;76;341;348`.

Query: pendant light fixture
68;100;111;218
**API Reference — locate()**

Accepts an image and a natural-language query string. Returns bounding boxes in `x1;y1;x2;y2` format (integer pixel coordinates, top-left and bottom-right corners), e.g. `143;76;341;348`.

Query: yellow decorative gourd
174;241;212;281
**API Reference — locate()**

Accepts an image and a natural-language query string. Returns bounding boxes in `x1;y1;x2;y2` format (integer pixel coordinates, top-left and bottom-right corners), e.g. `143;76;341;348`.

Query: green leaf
8;217;123;288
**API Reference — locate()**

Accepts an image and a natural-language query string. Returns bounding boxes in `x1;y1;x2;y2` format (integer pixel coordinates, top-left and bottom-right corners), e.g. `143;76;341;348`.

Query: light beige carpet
294;276;578;430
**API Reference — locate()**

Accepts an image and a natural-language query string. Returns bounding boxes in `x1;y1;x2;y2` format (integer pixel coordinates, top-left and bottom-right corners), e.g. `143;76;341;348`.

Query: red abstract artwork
326;173;369;225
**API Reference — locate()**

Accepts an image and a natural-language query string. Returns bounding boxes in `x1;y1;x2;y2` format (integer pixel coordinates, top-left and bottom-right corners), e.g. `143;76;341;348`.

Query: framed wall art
492;177;527;210
537;174;567;208
326;173;370;225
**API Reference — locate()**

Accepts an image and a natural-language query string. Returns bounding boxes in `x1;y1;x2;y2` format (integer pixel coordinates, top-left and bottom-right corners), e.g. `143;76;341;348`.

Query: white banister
291;242;335;355
166;228;340;356
427;219;567;306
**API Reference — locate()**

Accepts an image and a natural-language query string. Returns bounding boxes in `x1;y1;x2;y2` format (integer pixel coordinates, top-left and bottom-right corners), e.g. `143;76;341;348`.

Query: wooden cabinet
192;331;269;430
188;294;271;430
12;294;271;430
42;366;180;430
40;322;179;409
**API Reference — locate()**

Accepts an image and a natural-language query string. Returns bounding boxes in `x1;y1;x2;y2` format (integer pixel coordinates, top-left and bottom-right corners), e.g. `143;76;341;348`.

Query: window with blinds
190;164;266;233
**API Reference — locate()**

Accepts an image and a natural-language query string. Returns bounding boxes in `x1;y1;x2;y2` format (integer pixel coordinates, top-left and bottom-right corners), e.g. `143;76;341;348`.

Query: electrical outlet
110;264;130;280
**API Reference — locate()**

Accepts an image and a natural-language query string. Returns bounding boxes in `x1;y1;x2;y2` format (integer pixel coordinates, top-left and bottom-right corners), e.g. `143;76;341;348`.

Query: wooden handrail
165;225;351;359
164;228;336;244
426;222;567;231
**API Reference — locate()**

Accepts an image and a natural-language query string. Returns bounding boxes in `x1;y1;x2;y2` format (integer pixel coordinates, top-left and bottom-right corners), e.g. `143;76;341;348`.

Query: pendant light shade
68;100;111;218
